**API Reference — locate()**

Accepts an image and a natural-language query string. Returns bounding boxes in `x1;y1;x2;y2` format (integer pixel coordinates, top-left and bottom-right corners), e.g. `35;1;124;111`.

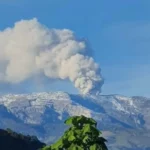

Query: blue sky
0;0;150;97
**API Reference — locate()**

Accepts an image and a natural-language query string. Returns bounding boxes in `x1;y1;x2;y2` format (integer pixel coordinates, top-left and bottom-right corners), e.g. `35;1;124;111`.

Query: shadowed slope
0;128;45;150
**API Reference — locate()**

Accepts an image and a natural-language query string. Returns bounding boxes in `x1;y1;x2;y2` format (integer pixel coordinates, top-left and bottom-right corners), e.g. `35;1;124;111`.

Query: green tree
42;115;108;150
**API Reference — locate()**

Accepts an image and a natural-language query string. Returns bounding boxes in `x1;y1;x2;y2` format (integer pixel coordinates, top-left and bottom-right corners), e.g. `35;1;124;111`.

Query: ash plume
0;18;103;95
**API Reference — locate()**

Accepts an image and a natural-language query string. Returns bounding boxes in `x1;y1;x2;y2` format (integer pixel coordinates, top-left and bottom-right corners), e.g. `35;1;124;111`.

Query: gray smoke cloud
0;18;103;94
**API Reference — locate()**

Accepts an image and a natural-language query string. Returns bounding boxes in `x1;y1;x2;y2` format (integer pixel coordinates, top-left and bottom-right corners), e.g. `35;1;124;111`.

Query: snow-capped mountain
0;92;150;150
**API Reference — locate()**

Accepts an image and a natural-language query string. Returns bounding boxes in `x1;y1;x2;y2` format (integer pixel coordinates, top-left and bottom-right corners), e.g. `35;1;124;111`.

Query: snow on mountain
0;92;92;124
0;91;150;150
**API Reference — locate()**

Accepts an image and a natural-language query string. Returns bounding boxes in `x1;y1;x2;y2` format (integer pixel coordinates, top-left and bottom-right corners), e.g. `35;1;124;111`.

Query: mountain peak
0;91;150;150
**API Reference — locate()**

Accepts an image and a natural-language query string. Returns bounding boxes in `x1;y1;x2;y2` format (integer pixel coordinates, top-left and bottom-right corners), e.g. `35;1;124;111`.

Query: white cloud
0;18;103;95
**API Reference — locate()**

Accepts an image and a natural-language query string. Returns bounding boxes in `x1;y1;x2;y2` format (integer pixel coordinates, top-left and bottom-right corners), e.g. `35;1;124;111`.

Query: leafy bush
43;115;108;150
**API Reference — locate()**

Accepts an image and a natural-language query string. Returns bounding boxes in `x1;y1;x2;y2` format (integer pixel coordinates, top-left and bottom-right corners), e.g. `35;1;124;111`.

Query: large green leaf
50;140;63;149
64;116;80;126
78;116;97;127
64;115;97;127
68;135;76;142
50;138;67;149
82;135;89;144
42;146;51;150
82;124;100;137
64;116;76;125
89;144;102;150
68;144;84;150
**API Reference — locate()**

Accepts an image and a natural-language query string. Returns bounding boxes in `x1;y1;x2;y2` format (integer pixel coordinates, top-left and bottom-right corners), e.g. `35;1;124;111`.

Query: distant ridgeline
0;128;45;150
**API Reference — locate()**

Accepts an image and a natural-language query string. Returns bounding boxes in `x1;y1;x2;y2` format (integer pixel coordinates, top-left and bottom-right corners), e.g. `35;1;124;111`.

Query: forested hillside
0;128;45;150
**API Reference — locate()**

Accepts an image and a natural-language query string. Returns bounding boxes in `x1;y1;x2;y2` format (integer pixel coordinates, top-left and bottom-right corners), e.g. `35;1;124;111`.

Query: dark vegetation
0;128;45;150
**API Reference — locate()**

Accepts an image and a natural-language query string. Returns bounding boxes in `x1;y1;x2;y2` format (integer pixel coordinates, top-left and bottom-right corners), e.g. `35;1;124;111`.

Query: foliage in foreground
42;115;108;150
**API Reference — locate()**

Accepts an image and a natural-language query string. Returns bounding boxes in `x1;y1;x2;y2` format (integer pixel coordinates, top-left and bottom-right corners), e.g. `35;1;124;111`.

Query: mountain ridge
0;91;150;150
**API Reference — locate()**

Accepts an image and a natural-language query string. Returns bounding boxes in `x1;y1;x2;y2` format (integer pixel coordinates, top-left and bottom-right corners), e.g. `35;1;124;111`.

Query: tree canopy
42;115;108;150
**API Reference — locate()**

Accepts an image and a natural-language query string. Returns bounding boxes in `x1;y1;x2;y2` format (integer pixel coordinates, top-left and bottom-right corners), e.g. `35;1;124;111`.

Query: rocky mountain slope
0;92;150;150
